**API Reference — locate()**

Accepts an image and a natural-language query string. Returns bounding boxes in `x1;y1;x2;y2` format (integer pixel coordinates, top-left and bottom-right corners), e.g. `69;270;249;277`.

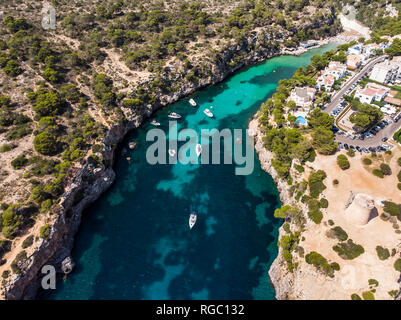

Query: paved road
324;55;386;114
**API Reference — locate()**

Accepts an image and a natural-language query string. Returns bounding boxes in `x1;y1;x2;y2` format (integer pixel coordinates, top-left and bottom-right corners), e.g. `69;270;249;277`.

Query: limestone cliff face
3;16;338;300
250;118;325;300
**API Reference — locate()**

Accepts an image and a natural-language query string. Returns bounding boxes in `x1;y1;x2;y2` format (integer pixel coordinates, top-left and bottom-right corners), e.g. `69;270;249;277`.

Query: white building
290;87;316;109
326;61;347;79
347;54;363;70
370;61;398;84
355;83;389;104
364;43;381;57
347;44;363;56
317;74;335;91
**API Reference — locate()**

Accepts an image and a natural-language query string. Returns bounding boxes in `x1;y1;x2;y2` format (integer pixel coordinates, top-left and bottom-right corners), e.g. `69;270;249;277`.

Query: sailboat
189;98;197;107
189;212;197;230
195;144;202;157
203;108;214;118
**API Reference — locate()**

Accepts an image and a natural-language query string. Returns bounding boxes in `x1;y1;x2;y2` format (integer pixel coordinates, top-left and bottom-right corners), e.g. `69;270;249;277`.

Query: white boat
168;112;182;119
189;212;197;230
203;109;214;118
151;120;161;126
189;99;197;107
168;149;176;157
195;144;202;157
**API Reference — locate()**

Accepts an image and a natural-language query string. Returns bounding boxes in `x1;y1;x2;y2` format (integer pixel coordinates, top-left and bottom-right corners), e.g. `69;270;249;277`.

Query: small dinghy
129;141;137;150
168;112;182;119
189;99;197;107
189;212;197;230
195;144;202;157
151;120;161;126
203;108;214;118
168;149;176;157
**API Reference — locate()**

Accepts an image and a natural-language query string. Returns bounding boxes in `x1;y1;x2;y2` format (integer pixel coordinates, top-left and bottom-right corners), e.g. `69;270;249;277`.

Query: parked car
382;137;388;142
344;144;349;150
369;147;376;153
356;146;362;152
362;147;369;153
350;145;356;151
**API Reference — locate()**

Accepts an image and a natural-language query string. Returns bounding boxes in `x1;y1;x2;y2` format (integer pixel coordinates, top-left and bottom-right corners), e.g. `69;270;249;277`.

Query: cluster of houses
370;56;401;84
288;42;401;120
346;43;389;70
316;61;347;91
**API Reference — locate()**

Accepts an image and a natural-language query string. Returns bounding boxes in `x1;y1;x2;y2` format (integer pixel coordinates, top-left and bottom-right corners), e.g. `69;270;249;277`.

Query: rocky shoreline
249;118;298;300
2;20;339;299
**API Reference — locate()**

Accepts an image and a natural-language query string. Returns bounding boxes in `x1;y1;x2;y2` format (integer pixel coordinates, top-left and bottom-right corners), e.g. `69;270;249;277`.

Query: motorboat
168;149;176;157
189;99;197;107
195;144;202;157
151;120;161;126
168;112;182;119
189;212;197;230
203;108;214;118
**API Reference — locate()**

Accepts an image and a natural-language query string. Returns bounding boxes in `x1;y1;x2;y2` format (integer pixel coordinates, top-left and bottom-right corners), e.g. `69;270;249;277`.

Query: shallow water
42;43;337;300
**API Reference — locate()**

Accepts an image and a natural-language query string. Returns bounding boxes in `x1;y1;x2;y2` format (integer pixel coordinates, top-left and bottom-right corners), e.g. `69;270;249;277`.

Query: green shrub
329;226;348;241
308;210;323;224
6;124;32;140
320;198;329;209
2;270;9;279
368;279;379;287
21;235;34;249
337;154;350;170
362;158;372;165
347;149;355;157
305;251;336;277
380;163;392;176
394;259;401;272
351;294;361;300
372;169;384;178
397;171;401;183
10;250;27;274
331;262;340;271
283;250;293;263
0;143;16;153
333;179;339;185
294;164;304;173
398;157;401;167
398;183;401;191
333;239;365;260
33;132;58;155
308;170;327;198
362;291;375;300
376;246;390;260
383;201;401;216
40;224;51;239
11;154;28;169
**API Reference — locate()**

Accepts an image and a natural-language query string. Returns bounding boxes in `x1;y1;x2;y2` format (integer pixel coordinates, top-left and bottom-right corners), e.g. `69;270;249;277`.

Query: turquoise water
42;43;337;300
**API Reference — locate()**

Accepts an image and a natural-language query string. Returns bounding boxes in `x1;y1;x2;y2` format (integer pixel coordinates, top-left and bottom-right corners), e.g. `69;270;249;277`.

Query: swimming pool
296;116;307;125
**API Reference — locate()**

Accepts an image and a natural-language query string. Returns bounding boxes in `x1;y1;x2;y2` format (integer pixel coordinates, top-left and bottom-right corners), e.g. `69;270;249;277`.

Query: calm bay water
42;43;337;300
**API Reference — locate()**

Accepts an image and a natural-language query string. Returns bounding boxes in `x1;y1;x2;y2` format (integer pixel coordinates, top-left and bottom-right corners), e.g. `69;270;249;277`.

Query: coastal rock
61;256;75;275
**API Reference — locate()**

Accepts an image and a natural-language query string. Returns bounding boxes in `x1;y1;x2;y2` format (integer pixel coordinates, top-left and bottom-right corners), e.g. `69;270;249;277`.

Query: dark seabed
42;43;337;300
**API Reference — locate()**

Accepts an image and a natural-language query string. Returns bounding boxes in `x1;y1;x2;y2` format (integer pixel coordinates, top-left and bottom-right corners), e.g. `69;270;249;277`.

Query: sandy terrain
296;143;401;299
